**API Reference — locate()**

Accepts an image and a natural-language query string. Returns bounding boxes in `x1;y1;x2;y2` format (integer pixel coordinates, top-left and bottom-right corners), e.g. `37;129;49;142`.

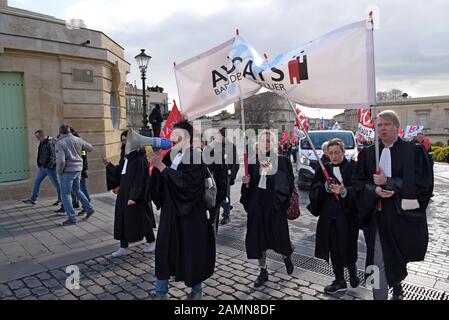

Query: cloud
59;0;449;113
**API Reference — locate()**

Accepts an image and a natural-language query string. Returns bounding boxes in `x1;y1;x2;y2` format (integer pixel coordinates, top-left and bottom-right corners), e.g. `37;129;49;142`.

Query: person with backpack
148;120;216;300
240;129;295;288
308;138;360;295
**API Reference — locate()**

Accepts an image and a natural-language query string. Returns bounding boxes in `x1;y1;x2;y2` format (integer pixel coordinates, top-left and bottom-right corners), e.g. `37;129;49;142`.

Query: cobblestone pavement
0;163;448;300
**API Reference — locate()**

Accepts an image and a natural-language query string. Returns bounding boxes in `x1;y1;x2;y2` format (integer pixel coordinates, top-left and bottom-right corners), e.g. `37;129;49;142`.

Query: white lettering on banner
175;19;375;120
357;123;375;139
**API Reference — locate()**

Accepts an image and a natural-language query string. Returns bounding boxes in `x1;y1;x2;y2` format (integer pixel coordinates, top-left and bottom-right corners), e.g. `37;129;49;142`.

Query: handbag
204;167;217;210
286;185;301;220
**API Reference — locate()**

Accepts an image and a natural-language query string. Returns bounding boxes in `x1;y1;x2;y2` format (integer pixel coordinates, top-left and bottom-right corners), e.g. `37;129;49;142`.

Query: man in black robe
308;138;360;294
148;120;216;300
240;130;295;288
353;110;433;300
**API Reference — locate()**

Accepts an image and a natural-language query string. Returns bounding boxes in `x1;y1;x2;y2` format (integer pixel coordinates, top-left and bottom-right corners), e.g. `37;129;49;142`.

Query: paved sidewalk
1;162;449;300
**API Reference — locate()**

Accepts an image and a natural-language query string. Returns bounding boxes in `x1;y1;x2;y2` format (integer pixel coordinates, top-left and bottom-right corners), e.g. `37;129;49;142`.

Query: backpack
286;185;301;220
204;167;217;210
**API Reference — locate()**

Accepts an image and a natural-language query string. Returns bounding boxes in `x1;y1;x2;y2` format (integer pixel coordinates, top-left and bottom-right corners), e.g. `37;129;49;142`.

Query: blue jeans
222;198;231;219
60;171;94;221
155;279;202;297
80;176;91;203
31;166;61;202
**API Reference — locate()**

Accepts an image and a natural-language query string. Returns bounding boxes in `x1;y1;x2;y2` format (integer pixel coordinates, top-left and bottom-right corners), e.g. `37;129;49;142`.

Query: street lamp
135;49;152;136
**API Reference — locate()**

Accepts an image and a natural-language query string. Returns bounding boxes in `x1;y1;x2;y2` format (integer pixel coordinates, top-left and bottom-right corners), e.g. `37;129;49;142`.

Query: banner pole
287;100;339;201
235;29;249;178
368;11;382;211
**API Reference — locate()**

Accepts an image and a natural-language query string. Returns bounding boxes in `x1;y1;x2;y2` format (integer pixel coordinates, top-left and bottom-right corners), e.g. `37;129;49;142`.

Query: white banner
175;19;375;120
174;38;262;120
230;20;376;109
357;123;375;140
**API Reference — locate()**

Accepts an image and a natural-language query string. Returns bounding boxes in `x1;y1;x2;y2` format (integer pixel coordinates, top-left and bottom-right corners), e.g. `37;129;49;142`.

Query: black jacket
203;141;240;203
37;137;57;169
149;108;163;125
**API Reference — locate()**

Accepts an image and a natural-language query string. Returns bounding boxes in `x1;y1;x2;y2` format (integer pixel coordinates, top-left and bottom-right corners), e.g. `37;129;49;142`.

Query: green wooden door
0;72;29;182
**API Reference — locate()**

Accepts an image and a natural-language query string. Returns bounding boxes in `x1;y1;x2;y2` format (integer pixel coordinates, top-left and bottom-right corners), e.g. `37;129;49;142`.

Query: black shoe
60;219;76;226
54;207;65;214
78;209;86;216
254;268;269;288
52;200;61;206
392;284;404;300
349;275;360;288
220;217;230;225
324;280;347;294
284;256;294;275
84;209;95;220
73;203;80;209
23;199;36;205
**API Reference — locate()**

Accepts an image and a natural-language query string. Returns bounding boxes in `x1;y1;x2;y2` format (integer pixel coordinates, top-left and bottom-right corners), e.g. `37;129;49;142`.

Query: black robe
240;155;294;259
353;138;433;286
308;158;358;264
113;150;155;243
150;147;216;287
106;147;126;191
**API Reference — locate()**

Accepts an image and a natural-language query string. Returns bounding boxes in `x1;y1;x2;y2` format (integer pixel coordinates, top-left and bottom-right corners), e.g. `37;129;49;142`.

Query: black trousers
330;220;357;281
120;230;155;248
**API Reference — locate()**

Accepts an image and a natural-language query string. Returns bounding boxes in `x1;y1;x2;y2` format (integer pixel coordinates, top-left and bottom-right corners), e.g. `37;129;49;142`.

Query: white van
297;130;358;189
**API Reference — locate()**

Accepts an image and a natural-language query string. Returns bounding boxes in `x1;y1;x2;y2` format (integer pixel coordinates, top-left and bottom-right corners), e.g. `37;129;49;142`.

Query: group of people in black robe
102;109;432;301
309;110;433;300
102;122;296;300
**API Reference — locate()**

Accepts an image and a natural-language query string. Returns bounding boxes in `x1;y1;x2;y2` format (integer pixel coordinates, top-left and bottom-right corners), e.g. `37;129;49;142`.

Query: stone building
0;1;130;200
125;83;169;132
234;92;296;133
336;96;449;145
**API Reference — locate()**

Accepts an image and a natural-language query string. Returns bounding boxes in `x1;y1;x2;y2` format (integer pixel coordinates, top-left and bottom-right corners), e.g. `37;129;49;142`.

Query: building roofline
378;95;449;106
0;6;125;51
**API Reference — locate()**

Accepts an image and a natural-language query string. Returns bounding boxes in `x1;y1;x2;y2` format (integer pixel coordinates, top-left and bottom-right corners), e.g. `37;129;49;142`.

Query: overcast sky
10;0;449;118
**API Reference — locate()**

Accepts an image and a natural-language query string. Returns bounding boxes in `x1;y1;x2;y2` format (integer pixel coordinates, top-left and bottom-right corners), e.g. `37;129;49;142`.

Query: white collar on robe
121;158;128;175
379;139;419;211
170;152;184;170
333;166;343;184
258;170;267;190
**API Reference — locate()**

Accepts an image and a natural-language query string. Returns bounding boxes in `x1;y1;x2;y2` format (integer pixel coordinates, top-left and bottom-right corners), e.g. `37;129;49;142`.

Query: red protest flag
150;100;183;175
290;131;297;145
295;107;309;132
160;100;183;139
280;131;289;146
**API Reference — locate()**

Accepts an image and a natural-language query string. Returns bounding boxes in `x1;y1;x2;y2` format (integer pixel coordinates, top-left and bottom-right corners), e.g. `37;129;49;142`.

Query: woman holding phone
308;138;360;294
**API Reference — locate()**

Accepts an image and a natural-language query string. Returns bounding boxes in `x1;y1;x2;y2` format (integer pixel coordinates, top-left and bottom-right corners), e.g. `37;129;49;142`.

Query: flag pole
236;28;249;178
368;11;382;211
286;100;339;201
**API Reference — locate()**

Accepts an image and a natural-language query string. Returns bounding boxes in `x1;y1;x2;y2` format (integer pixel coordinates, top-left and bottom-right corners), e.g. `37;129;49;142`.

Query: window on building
110;92;119;130
130;98;136;111
417;113;429;128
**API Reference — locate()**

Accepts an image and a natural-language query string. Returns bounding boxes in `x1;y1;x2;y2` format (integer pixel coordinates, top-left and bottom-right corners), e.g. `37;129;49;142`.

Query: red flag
358;109;374;128
290;131;297;145
160;100;183;139
150;100;183;175
280;131;289;146
295;107;309;132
